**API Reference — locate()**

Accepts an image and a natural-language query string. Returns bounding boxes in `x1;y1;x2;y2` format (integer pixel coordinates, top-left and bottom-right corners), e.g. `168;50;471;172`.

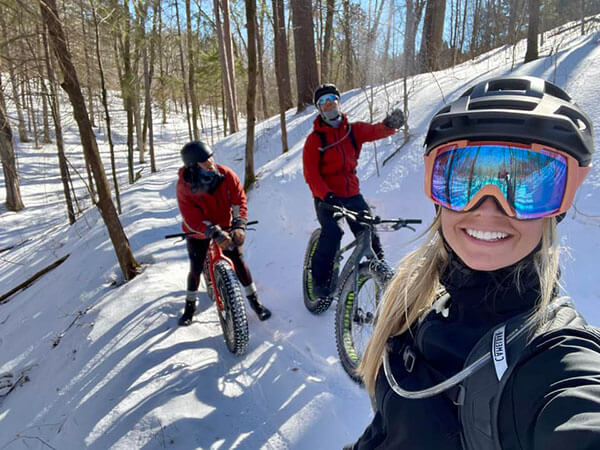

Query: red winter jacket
176;164;247;239
302;114;396;199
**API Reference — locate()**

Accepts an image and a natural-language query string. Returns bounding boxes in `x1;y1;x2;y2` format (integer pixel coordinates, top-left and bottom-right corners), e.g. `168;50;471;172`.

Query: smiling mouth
464;228;510;242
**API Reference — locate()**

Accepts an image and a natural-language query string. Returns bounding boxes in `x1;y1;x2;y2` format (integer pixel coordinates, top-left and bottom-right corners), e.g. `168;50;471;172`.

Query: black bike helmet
424;76;594;166
181;141;213;167
314;83;341;106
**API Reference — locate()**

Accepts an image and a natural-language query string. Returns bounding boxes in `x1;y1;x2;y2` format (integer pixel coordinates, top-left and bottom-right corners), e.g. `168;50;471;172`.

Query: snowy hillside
1;19;600;449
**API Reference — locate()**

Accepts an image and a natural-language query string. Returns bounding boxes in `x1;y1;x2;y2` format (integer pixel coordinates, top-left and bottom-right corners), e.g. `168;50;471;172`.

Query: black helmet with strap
181;141;213;167
313;83;340;106
424;76;594;167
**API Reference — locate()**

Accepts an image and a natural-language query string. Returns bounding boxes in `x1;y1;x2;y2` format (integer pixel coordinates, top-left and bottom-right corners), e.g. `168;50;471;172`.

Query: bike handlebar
327;204;421;229
164;220;259;240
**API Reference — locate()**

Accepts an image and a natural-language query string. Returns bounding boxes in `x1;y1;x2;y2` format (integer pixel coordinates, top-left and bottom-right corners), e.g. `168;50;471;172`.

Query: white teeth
465;229;509;241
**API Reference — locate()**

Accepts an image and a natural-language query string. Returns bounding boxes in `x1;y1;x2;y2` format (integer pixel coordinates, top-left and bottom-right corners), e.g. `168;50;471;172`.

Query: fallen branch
52;306;93;348
0;239;30;254
0;254;70;304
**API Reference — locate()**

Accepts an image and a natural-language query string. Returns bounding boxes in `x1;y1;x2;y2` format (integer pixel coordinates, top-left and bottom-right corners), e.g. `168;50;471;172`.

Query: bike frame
165;220;259;311
205;240;236;312
335;227;392;299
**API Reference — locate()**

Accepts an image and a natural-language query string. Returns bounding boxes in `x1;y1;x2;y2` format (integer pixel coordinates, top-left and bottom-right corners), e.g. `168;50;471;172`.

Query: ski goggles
424;140;590;219
316;93;339;106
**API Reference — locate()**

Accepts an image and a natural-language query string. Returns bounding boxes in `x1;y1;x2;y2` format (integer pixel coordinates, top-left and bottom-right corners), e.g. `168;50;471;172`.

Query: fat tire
302;228;334;314
214;261;249;356
335;262;387;383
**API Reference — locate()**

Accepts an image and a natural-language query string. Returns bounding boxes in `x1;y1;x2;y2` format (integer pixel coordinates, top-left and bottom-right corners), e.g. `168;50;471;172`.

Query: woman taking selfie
349;76;600;449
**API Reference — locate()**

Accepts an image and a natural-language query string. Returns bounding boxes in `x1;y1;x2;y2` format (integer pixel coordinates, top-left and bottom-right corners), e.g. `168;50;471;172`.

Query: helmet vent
544;82;571;101
488;79;529;93
468;100;536;111
555;105;589;132
436;105;451;115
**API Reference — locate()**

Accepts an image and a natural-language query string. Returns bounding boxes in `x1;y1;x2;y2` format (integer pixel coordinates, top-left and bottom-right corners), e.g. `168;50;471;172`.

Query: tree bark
419;0;446;72
43;22;75;224
214;0;239;133
244;0;257;190
186;0;200;139
321;0;335;81
404;0;426;76
174;0;193;141
342;0;353;88
90;0;121;214
271;0;293;110
0;81;25;212
146;0;158;173
79;0;95;128
291;0;319;111
255;8;268;119
40;0;140;281
0;15;29;143
524;0;540;63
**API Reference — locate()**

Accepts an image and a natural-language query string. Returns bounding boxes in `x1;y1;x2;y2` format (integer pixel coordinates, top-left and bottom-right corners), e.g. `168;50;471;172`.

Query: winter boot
178;292;197;326
247;293;271;321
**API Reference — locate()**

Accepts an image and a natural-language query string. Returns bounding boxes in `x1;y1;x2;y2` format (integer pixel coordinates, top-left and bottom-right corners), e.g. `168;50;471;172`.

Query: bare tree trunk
342;0;353;87
175;0;193;140
0;15;29;143
244;0;257;190
255;8;268;119
214;0;239;133
525;0;540;63
157;3;167;124
185;0;200;139
419;0;446;72
24;76;39;149
404;0;425;76
221;0;238;129
146;0;158;173
470;0;482;58
40;0;139;281
43;23;75;224
0;81;25;212
291;0;319;111
79;0;95;127
321;0;335;81
90;0;121;214
272;0;293;110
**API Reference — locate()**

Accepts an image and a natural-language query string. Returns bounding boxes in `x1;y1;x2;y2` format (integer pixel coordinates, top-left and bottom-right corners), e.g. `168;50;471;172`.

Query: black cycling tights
186;238;253;292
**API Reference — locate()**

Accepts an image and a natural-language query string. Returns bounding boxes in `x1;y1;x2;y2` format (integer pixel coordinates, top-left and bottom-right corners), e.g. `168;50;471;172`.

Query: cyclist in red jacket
176;140;271;325
303;84;405;298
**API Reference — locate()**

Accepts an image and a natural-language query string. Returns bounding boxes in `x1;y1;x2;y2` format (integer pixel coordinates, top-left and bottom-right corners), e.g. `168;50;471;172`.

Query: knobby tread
214;261;249;356
335;262;388;383
302;228;334;314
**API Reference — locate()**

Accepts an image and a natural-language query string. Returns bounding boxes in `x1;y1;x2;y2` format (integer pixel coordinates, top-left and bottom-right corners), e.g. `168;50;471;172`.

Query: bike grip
404;219;422;224
165;233;185;239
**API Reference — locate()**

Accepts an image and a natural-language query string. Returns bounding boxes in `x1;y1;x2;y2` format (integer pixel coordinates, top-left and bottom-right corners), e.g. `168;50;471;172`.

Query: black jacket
350;255;600;449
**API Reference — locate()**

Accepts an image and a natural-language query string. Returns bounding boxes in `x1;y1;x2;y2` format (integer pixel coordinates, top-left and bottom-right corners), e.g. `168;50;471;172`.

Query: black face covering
184;166;224;194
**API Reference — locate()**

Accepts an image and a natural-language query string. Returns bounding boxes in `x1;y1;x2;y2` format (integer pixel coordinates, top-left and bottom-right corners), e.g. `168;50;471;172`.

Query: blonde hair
358;213;560;396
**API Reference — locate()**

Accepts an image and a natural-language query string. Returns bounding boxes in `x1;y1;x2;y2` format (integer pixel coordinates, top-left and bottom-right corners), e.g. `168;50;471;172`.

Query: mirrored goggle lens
317;93;339;106
430;144;568;219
